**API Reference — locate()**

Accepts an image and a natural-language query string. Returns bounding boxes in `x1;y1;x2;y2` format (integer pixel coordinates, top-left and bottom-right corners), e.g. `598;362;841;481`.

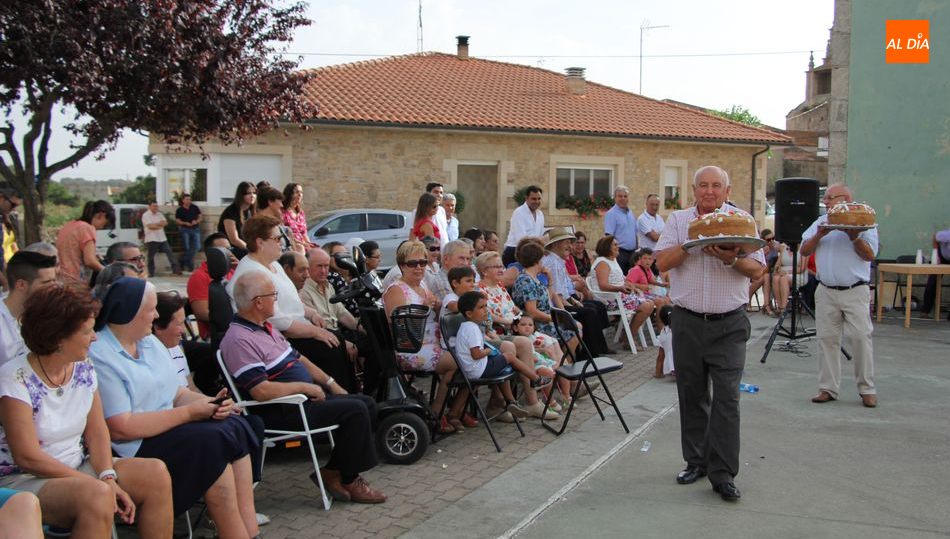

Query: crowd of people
0;165;904;534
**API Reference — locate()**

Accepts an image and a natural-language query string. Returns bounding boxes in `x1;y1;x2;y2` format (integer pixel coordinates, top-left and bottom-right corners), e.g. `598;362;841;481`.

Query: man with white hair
425;239;474;300
220;271;387;504
604;186;639;274
656;165;765;502
442;193;459;241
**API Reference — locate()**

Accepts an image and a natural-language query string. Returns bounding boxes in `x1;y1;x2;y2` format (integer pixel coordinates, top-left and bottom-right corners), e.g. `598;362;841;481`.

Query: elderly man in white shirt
638;194;665;250
503;185;545;266
800;184;879;408
442;193;460;242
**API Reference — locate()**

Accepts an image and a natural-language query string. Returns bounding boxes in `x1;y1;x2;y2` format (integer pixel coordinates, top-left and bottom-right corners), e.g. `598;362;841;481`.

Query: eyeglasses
123;255;145;263
253;291;279;301
485;264;503;270
267;234;282;242
403;259;428;268
427;246;441;252
823;194;847;202
764;237;775;242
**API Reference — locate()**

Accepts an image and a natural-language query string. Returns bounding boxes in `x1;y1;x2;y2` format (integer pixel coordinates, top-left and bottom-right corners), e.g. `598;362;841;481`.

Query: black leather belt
819;281;868;291
618;247;636;253
677;306;744;321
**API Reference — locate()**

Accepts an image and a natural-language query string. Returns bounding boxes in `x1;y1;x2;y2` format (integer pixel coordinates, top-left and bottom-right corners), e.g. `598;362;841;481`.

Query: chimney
456;35;470;60
565;67;586;95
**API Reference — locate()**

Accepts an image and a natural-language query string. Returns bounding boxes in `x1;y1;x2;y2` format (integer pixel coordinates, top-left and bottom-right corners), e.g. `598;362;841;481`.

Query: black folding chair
437;313;524;452
543;308;629;436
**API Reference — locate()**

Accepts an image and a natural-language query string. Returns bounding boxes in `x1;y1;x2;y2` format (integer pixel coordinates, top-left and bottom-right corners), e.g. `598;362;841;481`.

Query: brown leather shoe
811;391;836;403
861;394;878;408
310;468;349;501
343;476;387;504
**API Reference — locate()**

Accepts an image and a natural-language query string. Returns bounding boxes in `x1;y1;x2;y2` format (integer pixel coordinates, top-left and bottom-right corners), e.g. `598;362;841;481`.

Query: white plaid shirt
656;204;766;314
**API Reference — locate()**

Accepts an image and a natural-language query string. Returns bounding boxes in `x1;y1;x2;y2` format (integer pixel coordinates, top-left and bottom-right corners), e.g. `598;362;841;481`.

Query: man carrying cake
800;184;879;408
656;165;766;502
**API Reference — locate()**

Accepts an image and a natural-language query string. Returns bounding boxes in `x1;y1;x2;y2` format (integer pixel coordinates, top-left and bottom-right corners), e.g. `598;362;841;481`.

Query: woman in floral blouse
281;182;315;250
510;241;580;354
0;284;173;538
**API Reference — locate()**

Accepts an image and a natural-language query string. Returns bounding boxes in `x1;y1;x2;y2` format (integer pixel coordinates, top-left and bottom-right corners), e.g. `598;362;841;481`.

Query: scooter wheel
377;412;429;465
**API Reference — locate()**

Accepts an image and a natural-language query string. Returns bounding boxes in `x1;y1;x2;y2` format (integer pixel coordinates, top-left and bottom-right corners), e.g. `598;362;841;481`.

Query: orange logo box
886;20;930;64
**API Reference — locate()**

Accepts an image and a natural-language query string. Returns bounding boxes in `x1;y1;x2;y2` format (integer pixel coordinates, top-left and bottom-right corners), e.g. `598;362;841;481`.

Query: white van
96;204;147;257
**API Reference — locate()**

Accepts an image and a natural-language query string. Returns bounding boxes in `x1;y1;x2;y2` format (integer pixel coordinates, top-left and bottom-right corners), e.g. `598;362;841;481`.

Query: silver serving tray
683;236;767;250
820;223;878;231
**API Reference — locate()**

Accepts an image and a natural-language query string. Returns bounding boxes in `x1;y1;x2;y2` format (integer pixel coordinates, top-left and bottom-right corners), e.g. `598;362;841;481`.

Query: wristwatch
725;257;739;268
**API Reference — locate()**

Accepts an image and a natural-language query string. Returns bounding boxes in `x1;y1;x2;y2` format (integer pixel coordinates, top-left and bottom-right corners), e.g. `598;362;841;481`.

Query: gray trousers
672;307;751;485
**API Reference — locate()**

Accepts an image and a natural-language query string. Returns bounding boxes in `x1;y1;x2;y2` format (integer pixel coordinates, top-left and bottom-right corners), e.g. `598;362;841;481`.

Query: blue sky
22;0;835;182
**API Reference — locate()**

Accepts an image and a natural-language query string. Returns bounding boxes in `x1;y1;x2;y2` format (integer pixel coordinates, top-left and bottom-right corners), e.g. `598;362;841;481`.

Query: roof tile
298;53;789;145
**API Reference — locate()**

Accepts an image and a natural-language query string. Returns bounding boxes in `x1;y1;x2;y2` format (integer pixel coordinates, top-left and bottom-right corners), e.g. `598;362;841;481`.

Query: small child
512;316;572;408
454;291;552;417
441;266;477;317
654;305;675;378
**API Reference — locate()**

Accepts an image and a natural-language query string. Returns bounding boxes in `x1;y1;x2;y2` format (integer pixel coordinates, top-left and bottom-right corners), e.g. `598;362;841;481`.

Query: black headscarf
94;277;147;331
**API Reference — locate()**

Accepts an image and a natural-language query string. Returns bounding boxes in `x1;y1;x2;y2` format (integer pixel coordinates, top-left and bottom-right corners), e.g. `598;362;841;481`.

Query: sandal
530;376;553;388
437;416;456;434
447;417;465;432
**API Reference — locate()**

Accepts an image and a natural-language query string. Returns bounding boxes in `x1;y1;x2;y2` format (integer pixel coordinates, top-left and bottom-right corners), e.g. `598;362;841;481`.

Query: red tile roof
298;52;790;145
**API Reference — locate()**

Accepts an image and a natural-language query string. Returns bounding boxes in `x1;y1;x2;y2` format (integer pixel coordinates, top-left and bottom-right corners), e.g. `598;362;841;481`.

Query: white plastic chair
216;351;339;511
586;275;657;352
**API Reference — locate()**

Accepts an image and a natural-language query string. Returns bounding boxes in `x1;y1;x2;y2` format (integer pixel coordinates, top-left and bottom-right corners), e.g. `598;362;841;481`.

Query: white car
308;209;413;269
96;203;147;257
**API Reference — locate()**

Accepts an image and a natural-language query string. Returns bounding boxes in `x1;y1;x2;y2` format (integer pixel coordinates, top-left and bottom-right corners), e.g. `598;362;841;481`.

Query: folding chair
586;276;655;352
216;351;339;511
437;313;524;452
542;308;629;436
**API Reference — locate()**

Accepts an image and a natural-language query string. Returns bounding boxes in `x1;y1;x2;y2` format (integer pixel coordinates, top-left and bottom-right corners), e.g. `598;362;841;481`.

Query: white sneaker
507;402;529;419
485;405;515;423
257;513;271;526
525;401;559;420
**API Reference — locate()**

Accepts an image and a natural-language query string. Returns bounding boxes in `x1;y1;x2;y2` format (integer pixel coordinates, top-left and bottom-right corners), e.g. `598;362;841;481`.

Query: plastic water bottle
915;249;923;264
640;441;652;452
739;383;759;394
933;248;940;265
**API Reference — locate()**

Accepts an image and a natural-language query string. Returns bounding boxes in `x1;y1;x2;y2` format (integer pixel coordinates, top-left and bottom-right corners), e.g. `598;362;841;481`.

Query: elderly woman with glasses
382;240;457;432
89;277;262;538
0;284;174;538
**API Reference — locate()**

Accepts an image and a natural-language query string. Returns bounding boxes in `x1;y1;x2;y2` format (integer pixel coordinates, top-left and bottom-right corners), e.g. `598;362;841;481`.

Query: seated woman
0;489;43;539
0;284;173;538
772;241;807;314
217;182;256;259
382;240;458;433
510;240;580;354
228;215;356;393
567;231;593;278
462;228;485;256
748;229;778;314
89;277;262;539
590;236;656;350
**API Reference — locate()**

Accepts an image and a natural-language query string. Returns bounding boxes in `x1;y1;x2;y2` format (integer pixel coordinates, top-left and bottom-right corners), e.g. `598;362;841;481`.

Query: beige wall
156;125;769;243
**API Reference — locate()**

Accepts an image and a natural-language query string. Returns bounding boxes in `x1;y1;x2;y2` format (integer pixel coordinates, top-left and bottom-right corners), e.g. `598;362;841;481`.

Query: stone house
150;37;789;242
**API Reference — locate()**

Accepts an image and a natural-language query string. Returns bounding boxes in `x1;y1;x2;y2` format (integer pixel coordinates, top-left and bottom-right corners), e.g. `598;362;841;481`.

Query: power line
283;49;814;59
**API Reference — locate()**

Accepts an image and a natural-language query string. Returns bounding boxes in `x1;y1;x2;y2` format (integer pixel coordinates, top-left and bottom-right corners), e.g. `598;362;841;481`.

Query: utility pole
416;0;423;52
639;20;669;94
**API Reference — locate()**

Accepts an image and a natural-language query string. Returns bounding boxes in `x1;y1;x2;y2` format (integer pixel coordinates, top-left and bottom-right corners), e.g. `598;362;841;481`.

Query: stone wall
244;124;769;243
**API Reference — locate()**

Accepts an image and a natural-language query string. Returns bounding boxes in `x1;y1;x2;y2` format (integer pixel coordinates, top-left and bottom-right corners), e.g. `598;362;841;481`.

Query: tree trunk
11;171;47;246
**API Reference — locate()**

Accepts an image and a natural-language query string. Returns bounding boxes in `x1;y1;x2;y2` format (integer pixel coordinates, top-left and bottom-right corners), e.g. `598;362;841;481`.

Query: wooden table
876;263;950;327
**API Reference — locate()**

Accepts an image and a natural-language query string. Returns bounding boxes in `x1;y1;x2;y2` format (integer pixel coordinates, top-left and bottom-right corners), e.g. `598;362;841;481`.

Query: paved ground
119;280;949;539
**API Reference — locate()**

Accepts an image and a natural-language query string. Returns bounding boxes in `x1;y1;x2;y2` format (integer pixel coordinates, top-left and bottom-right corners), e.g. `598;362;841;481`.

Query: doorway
456;164;499;234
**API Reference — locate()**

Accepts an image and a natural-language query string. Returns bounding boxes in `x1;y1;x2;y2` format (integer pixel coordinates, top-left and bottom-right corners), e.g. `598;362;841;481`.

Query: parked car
96;203;147;257
308;209;413;269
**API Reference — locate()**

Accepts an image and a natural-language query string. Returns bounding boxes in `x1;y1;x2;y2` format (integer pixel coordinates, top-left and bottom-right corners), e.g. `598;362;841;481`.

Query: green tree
0;0;315;244
46;180;79;206
711;105;762;126
112;174;156;204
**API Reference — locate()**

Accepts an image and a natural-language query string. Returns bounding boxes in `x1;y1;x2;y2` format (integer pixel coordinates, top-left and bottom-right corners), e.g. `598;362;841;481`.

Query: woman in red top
410;193;441;241
626;248;671;323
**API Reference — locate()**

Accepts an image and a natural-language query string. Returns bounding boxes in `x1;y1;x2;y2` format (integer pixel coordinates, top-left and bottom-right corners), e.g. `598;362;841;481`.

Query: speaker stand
760;244;853;364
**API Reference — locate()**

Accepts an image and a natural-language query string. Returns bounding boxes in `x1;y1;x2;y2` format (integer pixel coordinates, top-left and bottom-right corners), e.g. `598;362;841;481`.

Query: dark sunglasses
428;246;441;252
403;259;428;268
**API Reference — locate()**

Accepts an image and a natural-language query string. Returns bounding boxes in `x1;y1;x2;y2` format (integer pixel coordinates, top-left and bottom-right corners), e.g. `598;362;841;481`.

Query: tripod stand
759;243;822;363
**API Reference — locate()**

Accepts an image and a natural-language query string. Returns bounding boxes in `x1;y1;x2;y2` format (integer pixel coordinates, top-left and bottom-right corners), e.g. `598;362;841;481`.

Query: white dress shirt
504;203;545;248
434;206;449;248
637;211;665;250
801;215;879;286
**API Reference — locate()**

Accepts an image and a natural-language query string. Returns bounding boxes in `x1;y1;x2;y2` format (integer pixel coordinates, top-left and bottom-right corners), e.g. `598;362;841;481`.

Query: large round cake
688;209;757;240
826;202;876;227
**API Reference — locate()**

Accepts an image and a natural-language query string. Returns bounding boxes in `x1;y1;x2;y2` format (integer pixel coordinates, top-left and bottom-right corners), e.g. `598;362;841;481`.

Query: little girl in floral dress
512;316;571;408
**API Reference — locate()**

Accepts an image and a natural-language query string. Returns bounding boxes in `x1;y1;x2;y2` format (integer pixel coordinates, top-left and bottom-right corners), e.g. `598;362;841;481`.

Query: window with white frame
660;160;687;210
164;168;207;203
555;166;613;208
